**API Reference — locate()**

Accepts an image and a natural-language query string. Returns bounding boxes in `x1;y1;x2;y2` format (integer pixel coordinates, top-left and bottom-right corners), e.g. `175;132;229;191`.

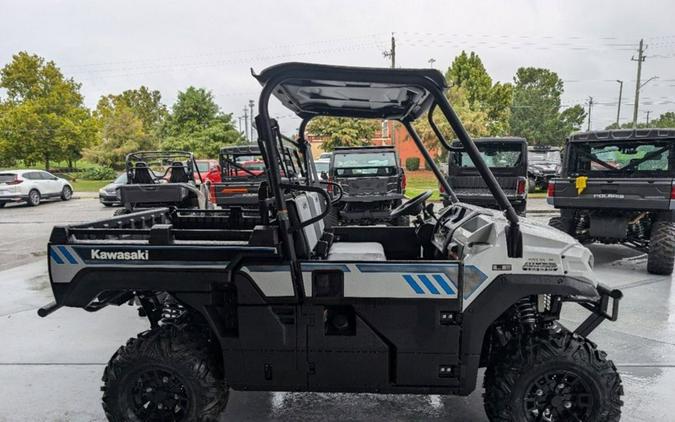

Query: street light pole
615;80;623;127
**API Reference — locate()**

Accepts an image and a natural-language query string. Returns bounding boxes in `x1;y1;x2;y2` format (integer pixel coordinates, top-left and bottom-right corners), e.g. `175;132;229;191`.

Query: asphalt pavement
1;196;674;421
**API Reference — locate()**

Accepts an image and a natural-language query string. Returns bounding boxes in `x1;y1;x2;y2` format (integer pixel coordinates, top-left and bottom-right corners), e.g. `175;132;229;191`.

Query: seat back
169;162;189;183
133;162;155;184
286;192;326;258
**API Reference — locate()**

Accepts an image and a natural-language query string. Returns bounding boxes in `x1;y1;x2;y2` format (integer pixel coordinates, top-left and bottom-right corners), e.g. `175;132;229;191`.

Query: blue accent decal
402;275;425;295
57;246;78;264
417;274;441;295
49;248;64;265
432;274;456;296
357;263;458;273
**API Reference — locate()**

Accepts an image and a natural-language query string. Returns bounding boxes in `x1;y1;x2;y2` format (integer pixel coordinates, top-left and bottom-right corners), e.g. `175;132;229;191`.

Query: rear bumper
0;194;28;203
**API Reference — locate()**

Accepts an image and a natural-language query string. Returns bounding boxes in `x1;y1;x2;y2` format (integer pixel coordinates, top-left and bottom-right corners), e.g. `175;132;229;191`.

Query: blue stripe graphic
57;246;78;264
432;274;456;295
49;248;64;264
417;274;441;295
402;274;425;294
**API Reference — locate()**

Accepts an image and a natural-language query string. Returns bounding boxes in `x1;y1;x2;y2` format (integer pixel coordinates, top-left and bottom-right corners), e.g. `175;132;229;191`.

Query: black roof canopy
253;62;447;121
569;128;675;143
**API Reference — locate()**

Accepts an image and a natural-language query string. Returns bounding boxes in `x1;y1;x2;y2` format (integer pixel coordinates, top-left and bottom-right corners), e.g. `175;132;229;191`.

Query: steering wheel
390;191;433;218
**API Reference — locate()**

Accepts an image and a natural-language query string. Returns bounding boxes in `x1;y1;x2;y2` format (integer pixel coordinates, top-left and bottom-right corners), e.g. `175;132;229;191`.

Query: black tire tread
647;220;675;275
483;332;623;422
101;324;227;422
548;216;571;234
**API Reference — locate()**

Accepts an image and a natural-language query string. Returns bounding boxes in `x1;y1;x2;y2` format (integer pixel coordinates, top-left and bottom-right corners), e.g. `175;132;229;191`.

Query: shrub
405;157;420;171
80;165;117;180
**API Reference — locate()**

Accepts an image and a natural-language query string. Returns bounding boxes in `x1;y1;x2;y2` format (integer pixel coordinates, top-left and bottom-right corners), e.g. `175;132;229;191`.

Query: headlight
98;188;106;194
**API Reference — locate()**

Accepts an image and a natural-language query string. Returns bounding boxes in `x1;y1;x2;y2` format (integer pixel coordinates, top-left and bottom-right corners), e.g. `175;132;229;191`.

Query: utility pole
632;39;646;128
586;97;594;131
645;110;652;126
243;107;249;141
615;80;623;127
383;33;396;68
248;100;255;142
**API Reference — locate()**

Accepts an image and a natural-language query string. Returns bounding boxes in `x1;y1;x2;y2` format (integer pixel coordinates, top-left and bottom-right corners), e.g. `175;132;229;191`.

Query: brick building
306;120;433;169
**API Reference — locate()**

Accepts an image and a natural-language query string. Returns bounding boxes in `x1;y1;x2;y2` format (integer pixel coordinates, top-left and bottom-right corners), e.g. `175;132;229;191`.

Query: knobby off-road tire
113;208;130;216
102;325;228;422
647;220;675;275
484;332;623;422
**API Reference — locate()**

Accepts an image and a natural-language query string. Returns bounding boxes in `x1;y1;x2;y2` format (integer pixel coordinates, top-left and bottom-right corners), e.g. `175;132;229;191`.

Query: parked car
548;128;675;275
442;137;528;215
329;145;407;225
0;170;73;207
527;145;561;192
194;159;219;185
98;173;126;207
318;152;332;160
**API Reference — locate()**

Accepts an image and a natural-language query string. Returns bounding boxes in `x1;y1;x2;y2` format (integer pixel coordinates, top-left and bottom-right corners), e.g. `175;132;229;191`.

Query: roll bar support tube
402;121;458;204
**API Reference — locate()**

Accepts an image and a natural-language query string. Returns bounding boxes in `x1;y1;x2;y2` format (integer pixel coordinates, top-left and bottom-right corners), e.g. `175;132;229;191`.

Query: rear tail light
439;182;445;194
516;178;526;196
327;176;333;193
6;176;23;185
670;184;675;200
401;172;407;190
547;182;555;198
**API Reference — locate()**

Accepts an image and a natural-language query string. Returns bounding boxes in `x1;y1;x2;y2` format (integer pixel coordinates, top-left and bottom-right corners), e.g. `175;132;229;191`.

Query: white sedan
0;170;73;207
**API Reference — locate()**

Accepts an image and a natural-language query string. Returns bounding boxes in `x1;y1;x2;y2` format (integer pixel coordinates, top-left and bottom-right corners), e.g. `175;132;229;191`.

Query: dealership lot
1;196;674;421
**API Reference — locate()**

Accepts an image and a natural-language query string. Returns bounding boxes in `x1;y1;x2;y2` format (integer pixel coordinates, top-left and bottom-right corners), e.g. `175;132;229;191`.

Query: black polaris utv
40;63;623;422
528;145;562;193
115;151;209;215
548;129;675;275
442;137;528;215
328;145;408;225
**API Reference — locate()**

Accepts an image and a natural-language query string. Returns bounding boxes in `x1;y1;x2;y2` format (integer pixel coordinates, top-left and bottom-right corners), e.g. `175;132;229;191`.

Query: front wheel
102;325;228;422
61;185;72;201
647;220;675;275
27;189;40;206
484;332;623;422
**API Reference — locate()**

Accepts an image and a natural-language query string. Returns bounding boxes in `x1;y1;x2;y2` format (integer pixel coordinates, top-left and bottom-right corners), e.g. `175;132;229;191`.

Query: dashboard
431;203;496;259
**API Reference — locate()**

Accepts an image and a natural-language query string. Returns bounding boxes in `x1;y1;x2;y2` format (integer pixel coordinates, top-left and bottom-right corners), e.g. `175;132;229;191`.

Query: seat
169;162;189;183
287;191;386;261
327;242;386;261
133;162;155;184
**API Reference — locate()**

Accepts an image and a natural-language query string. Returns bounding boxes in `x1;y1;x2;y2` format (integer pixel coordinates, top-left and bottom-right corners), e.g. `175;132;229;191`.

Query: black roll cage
253;63;522;267
125;150;203;185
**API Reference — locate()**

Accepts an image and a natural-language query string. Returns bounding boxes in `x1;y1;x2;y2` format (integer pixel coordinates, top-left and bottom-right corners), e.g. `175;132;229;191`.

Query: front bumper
99;193;120;204
574;282;622;336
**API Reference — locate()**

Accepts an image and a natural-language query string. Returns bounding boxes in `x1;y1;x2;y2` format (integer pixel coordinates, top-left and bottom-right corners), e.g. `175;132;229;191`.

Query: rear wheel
102;325;228;422
27;189;40;206
113;208;130;216
647;220;675;275
0;202;5;208
60;185;72;201
549;216;572;234
484;332;623;422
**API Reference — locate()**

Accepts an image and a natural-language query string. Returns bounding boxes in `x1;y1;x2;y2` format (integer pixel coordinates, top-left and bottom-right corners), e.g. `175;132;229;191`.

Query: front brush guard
574;283;622;337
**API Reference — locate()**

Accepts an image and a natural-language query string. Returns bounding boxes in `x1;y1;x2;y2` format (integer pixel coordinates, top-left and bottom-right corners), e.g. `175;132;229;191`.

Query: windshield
454;144;523;168
529;150;561;163
196;162;210;172
314;161;330;173
333;151;397;176
569;141;672;176
114;174;127;184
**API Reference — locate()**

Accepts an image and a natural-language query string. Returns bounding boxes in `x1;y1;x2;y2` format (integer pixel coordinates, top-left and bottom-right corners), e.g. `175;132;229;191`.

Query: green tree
0;52;96;169
414;85;490;160
446;51;513;136
509;67;586;145
84;103;152;169
606;111;675;130
306;117;379;151
160;87;243;157
96;86;167;134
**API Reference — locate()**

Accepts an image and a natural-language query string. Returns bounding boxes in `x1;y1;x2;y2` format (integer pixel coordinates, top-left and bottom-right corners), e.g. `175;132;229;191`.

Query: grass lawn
405;170;548;201
72;179;110;192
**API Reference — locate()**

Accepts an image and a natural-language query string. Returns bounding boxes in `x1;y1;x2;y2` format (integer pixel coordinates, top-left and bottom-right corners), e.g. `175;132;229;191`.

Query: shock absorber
515;297;537;330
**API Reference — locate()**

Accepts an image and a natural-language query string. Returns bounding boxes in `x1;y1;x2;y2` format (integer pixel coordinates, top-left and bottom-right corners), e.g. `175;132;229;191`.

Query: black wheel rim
128;368;190;422
523;370;594;421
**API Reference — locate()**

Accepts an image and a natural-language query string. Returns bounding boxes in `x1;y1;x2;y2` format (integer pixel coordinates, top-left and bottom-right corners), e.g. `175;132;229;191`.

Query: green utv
40;63;624;421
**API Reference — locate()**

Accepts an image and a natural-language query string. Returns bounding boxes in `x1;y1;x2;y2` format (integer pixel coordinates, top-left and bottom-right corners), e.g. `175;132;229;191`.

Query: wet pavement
1;198;674;421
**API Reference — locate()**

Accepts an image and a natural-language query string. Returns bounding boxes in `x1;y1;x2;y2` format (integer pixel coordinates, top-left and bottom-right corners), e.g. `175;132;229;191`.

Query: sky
1;0;674;135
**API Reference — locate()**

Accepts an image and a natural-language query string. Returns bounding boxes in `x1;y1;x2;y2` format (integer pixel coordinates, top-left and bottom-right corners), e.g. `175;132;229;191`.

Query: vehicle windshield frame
566;139;673;177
